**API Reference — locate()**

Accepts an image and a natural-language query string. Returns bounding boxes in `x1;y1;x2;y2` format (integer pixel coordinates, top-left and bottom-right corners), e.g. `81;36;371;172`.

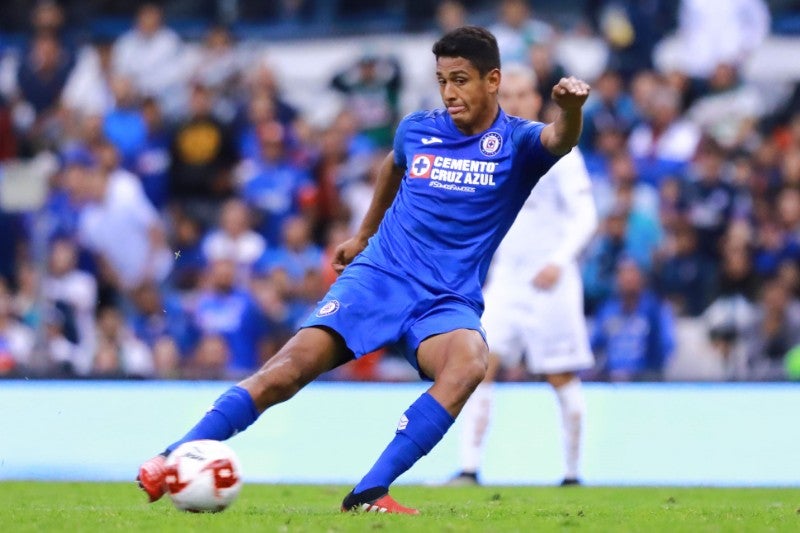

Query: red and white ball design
164;440;243;512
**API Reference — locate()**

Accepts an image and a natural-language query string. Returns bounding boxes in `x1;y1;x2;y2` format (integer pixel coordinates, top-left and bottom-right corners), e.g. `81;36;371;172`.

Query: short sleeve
512;120;563;177
392;115;412;168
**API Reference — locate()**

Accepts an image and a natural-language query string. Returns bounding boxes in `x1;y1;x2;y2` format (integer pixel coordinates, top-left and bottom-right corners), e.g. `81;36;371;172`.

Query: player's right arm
332;151;405;273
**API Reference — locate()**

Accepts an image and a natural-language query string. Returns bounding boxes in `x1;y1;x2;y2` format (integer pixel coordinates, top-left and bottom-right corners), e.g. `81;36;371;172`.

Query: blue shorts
301;256;485;376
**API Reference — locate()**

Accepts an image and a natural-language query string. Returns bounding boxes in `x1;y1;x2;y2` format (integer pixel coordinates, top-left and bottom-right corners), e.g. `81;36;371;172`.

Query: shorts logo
316;299;340;317
409;154;434;178
397;414;409;431
479;132;502;156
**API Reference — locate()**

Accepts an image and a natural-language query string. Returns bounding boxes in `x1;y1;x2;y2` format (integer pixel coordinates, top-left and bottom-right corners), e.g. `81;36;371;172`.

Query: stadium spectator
168;81;238;228
129;281;191;366
254;215;324;328
527;43;567;109
586;0;677;83
201;198;266;283
92;303;154;379
74;145;172;293
240;120;316;246
435;0;468;34
675;0;770;80
189;258;269;378
103;76;147;170
656;220;717;317
190;25;242;122
579;70;639;152
628;83;701;186
0;277;35;377
14;32;75;151
489;0;555;65
134;97;171;209
167;212;206;291
682;138;744;259
111;3;187;115
330;53;402;147
42;237;97;375
744;278;800;381
62;37;115;118
687;64;764;149
591;259;676;381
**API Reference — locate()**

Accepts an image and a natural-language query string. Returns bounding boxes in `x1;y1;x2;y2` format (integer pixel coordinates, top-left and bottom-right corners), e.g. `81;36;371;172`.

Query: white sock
554;377;585;480
458;382;494;474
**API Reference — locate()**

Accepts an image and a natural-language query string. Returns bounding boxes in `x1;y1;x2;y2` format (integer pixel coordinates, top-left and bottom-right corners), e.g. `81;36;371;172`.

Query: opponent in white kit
451;64;598;486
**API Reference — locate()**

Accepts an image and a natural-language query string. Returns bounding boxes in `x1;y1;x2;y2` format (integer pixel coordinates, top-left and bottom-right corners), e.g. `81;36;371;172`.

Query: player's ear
486;68;501;95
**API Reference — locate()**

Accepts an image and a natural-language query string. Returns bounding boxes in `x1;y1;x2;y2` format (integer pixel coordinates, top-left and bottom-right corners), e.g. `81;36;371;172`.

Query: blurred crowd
1;0;800;382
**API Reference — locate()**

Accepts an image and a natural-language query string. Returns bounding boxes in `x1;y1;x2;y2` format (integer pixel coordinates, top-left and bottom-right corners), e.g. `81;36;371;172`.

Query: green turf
0;483;798;532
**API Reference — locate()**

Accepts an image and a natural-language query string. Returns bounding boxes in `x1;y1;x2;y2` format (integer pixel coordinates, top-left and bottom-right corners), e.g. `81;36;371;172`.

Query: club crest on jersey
409;154;434;178
479;131;502;156
316;299;340;317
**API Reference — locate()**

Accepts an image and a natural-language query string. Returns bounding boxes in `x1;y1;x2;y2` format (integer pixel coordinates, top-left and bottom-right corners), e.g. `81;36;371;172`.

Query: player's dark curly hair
432;26;501;76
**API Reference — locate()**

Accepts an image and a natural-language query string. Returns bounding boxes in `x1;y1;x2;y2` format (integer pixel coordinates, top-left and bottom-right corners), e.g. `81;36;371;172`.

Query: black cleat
446;471;480;486
560;478;582;486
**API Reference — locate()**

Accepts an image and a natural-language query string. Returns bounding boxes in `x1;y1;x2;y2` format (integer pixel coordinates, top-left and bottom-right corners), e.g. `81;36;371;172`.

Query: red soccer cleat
137;454;167;502
341;488;420;515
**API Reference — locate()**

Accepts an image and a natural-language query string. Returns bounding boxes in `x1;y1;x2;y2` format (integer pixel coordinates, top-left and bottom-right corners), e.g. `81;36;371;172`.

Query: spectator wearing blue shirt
134;97;171;209
103;76;147;171
190;258;267;378
129;282;192;363
241;120;316;246
591;259;675;381
579;70;639;152
254;215;324;329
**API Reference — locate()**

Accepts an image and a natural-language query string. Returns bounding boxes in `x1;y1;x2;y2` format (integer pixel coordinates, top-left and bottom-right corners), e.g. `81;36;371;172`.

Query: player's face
436;56;500;135
498;74;541;121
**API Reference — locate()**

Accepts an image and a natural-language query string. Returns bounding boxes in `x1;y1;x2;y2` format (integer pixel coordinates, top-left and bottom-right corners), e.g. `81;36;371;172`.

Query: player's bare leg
240;327;352;411
342;329;487;514
451;353;501;485
138;327;351;502
546;371;585;485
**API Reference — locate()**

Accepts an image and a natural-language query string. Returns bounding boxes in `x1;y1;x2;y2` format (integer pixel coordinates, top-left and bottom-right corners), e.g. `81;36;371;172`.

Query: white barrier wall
0;381;797;486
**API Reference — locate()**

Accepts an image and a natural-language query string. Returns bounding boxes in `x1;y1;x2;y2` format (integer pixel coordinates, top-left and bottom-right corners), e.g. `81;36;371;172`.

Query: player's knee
443;349;487;395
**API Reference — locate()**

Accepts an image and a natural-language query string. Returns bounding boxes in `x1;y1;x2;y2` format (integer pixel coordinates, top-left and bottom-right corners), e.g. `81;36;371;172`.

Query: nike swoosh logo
421;137;443;145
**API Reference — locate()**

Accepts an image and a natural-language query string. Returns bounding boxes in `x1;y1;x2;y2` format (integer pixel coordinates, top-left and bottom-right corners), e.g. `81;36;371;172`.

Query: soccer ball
164;440;243;512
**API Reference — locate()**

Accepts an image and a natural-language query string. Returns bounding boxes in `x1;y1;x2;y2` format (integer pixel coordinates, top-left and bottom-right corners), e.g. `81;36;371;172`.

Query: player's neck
457;104;500;136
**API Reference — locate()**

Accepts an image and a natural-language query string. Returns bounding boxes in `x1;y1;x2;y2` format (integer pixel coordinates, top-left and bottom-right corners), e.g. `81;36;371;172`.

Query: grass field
0;482;798;532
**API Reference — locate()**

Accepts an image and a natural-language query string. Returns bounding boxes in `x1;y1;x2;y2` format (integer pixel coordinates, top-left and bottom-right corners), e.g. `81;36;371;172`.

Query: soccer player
137;26;590;514
450;64;598;487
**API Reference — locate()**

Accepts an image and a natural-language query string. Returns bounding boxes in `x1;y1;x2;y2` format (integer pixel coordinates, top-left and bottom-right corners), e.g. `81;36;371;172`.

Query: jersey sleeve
512;120;563;178
392;114;412;168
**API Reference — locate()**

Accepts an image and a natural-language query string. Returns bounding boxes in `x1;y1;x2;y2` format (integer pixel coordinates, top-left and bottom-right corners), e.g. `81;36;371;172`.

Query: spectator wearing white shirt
202;198;266;283
676;0;770;79
489;0;555;65
74;144;172;292
111;3;188;116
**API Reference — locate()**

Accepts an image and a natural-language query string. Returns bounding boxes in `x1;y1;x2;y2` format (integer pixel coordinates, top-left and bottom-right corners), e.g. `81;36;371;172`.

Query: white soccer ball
164;440;243;513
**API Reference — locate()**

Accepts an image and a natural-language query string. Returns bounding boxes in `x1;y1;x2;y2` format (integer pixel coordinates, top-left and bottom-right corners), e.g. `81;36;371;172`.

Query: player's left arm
332;151;404;273
533;152;599;289
540;77;591;155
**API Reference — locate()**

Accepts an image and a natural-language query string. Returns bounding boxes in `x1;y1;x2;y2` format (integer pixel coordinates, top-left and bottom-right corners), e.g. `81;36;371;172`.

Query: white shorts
481;264;594;375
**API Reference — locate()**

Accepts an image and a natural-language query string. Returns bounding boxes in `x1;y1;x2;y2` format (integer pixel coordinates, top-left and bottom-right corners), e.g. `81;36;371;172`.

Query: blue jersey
362;108;560;310
303;107;562;369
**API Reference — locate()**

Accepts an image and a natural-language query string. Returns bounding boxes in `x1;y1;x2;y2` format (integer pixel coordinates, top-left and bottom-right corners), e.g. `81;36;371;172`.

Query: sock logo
397;414;409;431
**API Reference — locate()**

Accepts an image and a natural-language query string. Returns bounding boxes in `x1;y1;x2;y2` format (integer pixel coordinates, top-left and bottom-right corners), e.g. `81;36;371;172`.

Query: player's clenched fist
551;76;590;110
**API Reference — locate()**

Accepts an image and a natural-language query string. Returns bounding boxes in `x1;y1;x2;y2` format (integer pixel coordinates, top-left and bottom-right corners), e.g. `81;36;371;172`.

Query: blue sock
353;392;454;494
165;386;259;455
